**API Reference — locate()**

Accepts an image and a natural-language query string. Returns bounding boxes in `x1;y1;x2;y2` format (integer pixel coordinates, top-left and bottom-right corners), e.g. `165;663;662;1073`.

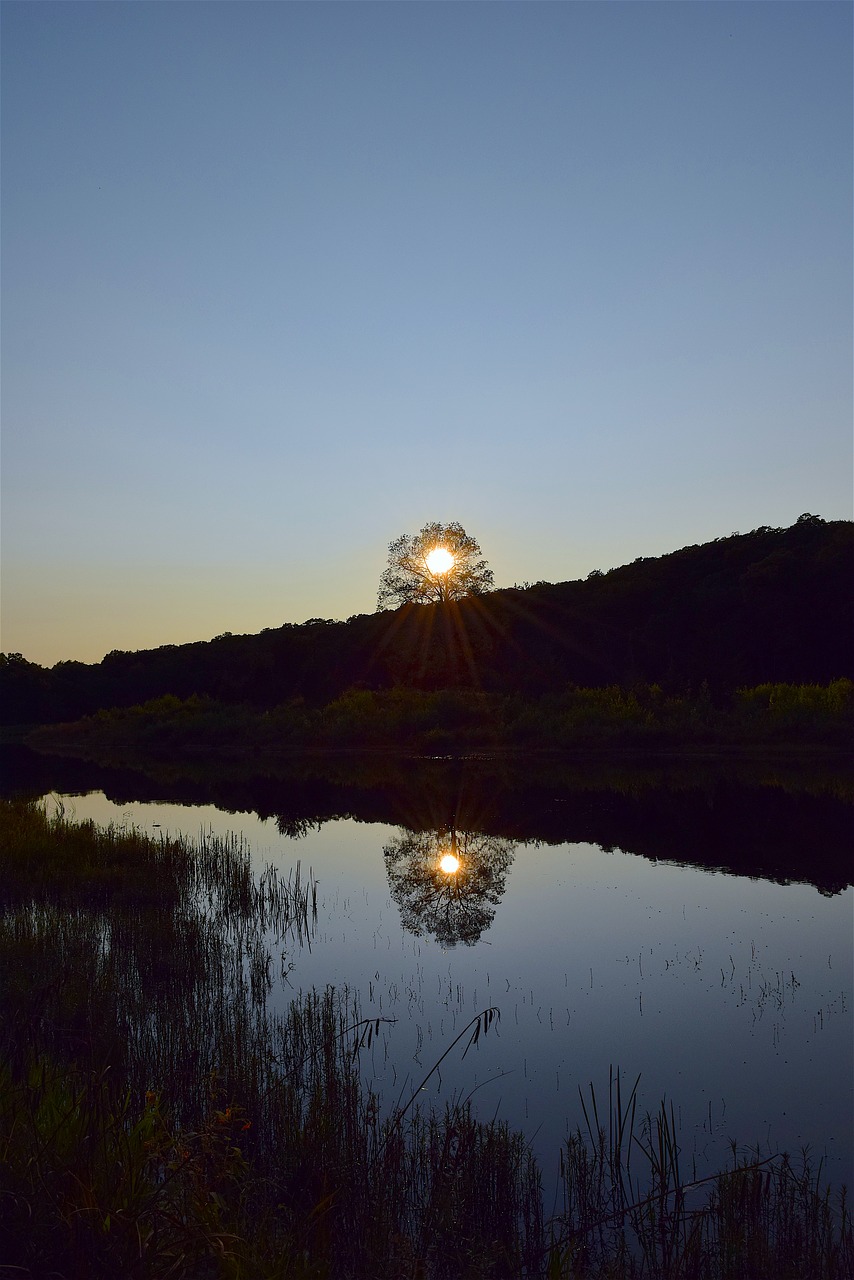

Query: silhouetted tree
377;522;494;610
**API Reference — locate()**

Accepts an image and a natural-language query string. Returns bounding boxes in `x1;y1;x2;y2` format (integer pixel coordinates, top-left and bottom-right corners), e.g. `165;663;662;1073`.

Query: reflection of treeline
7;734;852;894
2;517;851;724
28;678;854;757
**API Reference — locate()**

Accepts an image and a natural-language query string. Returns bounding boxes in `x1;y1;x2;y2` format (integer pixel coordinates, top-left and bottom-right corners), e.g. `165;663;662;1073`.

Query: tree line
2;515;850;725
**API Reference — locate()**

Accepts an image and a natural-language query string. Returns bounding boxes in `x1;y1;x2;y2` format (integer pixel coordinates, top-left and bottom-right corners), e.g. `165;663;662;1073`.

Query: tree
376;521;494;610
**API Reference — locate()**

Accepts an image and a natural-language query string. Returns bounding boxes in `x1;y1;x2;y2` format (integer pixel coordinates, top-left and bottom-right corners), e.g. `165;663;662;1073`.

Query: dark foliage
1;518;851;724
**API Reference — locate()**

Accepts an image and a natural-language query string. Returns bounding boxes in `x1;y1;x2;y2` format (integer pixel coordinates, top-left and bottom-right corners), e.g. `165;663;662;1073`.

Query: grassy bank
1;801;851;1278
25;678;854;765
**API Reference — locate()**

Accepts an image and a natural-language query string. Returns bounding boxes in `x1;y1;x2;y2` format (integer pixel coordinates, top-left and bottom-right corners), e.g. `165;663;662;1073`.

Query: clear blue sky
2;1;851;667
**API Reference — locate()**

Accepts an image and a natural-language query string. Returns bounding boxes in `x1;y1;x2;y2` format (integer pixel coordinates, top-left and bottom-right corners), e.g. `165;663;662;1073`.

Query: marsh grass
0;1003;544;1278
0;801;850;1278
0;799;317;1117
0;801;543;1277
548;1070;852;1279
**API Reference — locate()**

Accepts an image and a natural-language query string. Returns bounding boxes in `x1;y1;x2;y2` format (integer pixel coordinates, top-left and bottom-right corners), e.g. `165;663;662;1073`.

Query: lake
3;745;852;1195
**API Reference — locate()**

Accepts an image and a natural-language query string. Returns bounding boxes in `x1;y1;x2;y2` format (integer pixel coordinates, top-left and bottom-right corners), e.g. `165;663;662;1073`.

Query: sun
425;546;454;576
439;853;460;875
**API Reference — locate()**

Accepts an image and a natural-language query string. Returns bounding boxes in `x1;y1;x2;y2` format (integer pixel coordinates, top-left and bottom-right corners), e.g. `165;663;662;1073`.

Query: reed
548;1067;852;1278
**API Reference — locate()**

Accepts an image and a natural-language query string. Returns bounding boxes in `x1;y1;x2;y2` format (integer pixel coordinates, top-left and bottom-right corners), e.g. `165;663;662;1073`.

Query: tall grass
0;1001;544;1278
0;799;317;1119
0;801;850;1278
549;1068;852;1278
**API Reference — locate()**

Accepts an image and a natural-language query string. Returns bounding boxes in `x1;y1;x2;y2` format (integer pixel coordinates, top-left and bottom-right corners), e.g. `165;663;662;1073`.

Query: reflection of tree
383;827;516;947
275;814;320;840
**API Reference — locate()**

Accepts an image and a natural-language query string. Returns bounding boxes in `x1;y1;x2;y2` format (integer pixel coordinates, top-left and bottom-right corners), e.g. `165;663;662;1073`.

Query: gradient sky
2;1;851;667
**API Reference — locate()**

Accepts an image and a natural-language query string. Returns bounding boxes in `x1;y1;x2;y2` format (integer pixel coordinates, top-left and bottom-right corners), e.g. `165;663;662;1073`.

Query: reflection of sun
439;853;460;875
426;547;454;576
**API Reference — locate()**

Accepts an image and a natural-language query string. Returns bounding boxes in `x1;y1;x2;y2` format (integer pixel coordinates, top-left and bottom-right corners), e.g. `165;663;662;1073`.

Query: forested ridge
3;516;851;725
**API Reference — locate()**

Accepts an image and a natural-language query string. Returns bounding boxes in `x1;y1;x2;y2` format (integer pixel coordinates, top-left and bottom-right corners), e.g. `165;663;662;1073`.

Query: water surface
5;746;852;1191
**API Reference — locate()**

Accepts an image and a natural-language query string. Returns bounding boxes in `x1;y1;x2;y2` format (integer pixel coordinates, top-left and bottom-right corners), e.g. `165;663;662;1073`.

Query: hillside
2;515;851;725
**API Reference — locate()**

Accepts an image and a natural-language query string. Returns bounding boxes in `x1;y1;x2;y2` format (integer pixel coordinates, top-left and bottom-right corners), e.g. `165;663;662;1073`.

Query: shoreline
20;726;854;766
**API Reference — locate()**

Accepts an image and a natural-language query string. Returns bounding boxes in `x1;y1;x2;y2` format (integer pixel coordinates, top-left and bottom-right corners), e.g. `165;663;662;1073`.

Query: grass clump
0;1013;544;1278
546;1072;852;1279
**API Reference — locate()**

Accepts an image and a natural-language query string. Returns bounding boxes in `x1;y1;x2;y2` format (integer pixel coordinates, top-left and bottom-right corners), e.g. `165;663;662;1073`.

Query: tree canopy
376;521;494;610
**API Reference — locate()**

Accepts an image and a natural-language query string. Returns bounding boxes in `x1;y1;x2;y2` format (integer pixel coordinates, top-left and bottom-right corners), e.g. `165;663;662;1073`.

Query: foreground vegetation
25;678;854;762
1;801;851;1278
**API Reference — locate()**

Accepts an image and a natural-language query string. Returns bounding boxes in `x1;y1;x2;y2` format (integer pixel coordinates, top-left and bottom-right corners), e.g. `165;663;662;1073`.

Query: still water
27;755;852;1195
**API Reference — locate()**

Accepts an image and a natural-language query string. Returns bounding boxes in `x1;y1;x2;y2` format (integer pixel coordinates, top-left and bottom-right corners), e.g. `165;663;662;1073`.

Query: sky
2;1;851;668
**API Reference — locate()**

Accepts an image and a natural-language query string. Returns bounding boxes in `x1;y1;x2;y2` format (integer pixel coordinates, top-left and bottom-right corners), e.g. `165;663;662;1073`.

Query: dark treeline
2;516;851;724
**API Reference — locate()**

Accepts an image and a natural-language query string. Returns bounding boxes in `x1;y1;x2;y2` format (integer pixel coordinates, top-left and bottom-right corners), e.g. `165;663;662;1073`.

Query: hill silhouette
2;515;851;726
